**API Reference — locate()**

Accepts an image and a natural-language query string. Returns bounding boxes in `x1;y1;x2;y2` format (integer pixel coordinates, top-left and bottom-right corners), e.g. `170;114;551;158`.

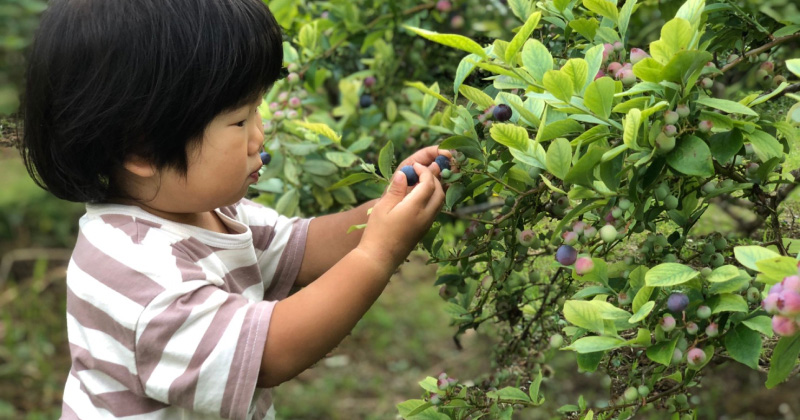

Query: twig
721;33;800;73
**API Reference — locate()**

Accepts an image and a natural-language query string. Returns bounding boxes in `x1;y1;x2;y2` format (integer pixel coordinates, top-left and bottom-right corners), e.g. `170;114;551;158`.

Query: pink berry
772;315;799;337
573;221;586;235
759;61;774;74
663;124;677;137
661;314;676;332
518;230;536;246
278;92;289;102
364;76;376;87
602;43;614;62
769;282;784;295
450;15;464;29
762;294;782;314
436;0;452;12
618;69;636;86
698;120;713;133
613;41;623;51
607;62;623;75
687;348;706;366
288;97;302;108
287;72;300;84
705;322;719;337
563;231;579;245
575;257;595;275
630;48;650;65
269;102;280;111
594;70;605;80
779;290;800;316
782;275;800;293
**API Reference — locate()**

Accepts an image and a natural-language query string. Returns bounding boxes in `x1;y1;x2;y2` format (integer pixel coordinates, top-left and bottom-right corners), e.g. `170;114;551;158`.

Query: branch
721;33;800;73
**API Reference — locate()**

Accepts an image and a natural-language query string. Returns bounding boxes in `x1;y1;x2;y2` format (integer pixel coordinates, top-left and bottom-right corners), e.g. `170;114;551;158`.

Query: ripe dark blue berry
555;245;578;266
400;165;419;186
260;152;271;165
434;155;451;171
360;94;373;108
492;104;512;122
667;292;690;312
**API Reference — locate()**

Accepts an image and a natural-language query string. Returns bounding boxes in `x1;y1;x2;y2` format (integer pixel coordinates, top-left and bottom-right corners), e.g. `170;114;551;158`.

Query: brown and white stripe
61;199;309;419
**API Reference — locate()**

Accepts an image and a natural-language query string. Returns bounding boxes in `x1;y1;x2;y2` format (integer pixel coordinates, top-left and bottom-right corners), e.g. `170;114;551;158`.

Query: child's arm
257;162;444;387
293;145;449;287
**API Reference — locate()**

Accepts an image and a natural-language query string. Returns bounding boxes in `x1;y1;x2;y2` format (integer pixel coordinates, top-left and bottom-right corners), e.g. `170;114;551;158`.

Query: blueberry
400;165;419;186
360;94;373;108
260;151;271;165
667;292;690;312
555;245;578;266
434;155;451;171
492;104;513;122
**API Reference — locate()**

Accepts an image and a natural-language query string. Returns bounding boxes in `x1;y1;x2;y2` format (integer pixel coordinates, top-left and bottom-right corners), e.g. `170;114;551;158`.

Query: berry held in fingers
434;155;451;171
400;165;419;186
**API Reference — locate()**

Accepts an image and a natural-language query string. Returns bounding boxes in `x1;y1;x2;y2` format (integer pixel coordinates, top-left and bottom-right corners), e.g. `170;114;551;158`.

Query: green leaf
576;351;604;372
565;336;625;353
405;81;453;106
632;285;654;313
766;335;800;388
695;97;758;117
327;173;375;191
487;387;531;402
539;119;584;142
561;59;589;93
508;0;536;21
724;324;762;369
746;130;783;162
325;151;359;167
293;121;342;143
522;39;553;83
454;53;483;94
629;301;655;324
734;246;780;271
583;77;615;119
546;137;572;180
445;183;467;209
661;50;713;85
583;44;605;88
397;400;432;417
505;12;541;64
378;141;395;181
645;263;699;287
404;26;487;58
708;130;743;164
646;337;678;366
564;300;604;333
622;108;643;151
564;145;606;187
756;256;800;284
787;58;800;78
649;18;693;65
569;18;599;41
618;0;637;38
706;265;740;283
742;316;774;338
275;188;300;216
491;123;529;151
459;85;494;109
543;70;574;103
582;0;619;23
632;58;664;83
666;135;714;177
709;294;748;314
302;160;339;176
529;370;544;404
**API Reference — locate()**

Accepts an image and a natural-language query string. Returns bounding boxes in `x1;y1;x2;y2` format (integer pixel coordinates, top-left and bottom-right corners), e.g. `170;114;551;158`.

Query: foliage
266;0;800;418
0;0;47;115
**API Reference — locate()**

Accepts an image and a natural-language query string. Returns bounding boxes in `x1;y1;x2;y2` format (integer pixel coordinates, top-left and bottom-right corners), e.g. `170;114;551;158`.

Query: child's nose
248;113;265;154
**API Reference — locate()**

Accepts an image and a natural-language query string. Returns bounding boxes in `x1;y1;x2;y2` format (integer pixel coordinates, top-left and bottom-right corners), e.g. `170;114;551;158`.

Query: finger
374;171;408;213
424;177;446;215
403;163;436;204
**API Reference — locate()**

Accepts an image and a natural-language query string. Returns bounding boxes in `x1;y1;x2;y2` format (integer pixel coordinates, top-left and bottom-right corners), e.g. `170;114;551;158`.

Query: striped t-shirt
61;198;310;420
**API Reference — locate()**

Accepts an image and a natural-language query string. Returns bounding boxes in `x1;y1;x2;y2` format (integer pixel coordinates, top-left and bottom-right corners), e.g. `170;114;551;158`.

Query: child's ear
122;154;158;178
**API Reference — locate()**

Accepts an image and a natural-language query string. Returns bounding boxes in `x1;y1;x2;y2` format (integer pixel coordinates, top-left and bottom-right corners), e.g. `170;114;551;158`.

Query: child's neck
107;198;231;234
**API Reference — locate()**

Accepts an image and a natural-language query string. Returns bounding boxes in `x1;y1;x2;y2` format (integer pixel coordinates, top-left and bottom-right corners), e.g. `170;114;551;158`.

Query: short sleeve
225;199;311;300
135;281;275;420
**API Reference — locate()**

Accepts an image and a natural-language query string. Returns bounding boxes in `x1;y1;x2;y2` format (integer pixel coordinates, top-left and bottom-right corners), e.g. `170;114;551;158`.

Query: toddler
19;0;446;418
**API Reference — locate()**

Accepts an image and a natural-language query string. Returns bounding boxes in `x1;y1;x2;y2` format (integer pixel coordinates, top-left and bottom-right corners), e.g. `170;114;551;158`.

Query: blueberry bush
264;0;800;418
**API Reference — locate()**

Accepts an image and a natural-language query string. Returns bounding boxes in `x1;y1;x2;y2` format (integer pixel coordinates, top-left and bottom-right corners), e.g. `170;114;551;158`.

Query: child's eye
235;120;247;127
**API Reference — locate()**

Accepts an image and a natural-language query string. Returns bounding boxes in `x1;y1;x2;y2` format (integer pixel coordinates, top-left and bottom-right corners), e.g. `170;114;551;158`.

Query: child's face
125;97;265;218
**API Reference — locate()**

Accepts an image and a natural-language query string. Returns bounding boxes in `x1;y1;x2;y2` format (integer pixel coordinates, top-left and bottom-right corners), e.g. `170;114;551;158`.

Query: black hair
20;0;284;203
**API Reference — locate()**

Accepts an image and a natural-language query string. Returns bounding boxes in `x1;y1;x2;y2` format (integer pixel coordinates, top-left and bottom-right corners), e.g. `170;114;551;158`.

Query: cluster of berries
762;274;800;337
657;292;715;368
428;372;459;406
596;42;641;86
638;232;678;264
265;63;305;127
399;155;453;186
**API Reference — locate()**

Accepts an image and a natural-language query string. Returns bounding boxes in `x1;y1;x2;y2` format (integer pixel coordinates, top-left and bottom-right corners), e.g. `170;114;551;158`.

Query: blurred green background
2;0;800;419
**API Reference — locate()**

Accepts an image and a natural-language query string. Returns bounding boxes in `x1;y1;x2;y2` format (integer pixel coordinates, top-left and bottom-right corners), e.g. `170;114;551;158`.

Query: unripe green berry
618;198;631;210
700;77;713;89
600;224;618;243
676;104;690;118
664;110;679;125
664;195;679;210
710;253;724;268
655;185;669;201
637;385;650;397
623;386;639;402
549;334;564;349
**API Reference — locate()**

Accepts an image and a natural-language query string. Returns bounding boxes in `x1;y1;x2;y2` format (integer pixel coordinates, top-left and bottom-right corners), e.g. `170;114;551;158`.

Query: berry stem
720;33;800;73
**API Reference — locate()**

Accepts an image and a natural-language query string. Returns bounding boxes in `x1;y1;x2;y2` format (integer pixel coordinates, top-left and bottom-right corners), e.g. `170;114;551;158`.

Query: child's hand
396;146;454;179
357;163;444;270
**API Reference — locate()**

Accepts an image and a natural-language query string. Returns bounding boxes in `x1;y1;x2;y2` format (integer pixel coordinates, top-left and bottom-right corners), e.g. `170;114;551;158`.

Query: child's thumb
380;171;407;207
